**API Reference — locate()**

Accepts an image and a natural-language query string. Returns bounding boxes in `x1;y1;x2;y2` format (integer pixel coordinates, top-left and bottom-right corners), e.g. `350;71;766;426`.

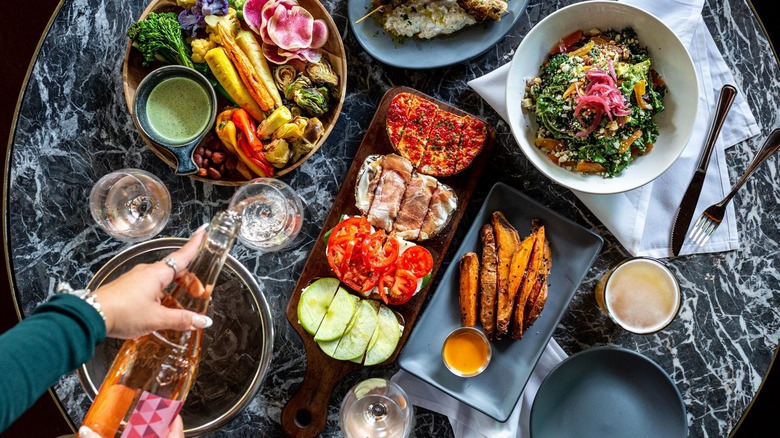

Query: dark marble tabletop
5;0;780;436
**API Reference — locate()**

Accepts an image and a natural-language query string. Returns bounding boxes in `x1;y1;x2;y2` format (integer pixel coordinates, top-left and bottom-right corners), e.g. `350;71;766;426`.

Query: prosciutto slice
419;184;458;241
367;154;413;231
355;153;457;241
355;155;384;214
393;173;438;240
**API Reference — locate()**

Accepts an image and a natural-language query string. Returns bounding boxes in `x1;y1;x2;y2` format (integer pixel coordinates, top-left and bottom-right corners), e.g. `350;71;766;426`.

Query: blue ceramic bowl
132;65;217;175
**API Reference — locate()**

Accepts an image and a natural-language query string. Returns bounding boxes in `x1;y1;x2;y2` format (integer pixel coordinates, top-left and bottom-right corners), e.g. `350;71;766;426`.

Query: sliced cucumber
313;287;359;342
364;305;403;366
333;300;380;361
317;338;341;357
297;277;340;335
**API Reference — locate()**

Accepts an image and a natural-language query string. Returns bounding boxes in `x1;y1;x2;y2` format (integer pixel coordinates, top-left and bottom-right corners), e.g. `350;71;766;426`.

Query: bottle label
119;391;184;438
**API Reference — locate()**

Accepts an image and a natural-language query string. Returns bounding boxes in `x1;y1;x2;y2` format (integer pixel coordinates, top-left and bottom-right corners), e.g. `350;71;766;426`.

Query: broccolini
127;12;193;69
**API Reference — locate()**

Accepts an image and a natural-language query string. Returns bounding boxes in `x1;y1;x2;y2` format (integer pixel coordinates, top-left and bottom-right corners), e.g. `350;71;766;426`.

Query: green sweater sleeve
0;294;107;432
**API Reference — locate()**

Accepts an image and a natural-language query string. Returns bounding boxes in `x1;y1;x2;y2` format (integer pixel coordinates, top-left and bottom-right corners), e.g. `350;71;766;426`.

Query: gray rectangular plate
398;182;604;422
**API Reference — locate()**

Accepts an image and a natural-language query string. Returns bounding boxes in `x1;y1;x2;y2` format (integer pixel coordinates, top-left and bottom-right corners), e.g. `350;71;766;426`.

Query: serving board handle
281;357;354;437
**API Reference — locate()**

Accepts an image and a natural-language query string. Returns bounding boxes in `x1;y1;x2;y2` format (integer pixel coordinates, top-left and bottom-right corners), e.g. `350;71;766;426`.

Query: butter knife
669;84;737;257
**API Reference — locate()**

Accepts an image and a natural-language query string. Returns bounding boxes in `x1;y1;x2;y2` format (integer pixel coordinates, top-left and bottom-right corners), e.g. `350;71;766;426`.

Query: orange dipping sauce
442;327;491;377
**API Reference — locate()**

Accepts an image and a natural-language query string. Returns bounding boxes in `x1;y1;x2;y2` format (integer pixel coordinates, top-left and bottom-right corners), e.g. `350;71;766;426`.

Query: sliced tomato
327;217;371;276
362;231;400;269
378;269;417;306
342;253;383;293
398;245;434;278
327;217;370;249
326;244;344;277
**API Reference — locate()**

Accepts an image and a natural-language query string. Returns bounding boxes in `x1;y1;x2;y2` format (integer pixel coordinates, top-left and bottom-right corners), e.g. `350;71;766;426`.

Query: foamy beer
595;257;681;334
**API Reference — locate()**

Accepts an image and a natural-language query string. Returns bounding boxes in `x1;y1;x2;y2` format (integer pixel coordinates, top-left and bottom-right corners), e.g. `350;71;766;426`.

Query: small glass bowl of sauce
132;65;217;176
442;327;491;377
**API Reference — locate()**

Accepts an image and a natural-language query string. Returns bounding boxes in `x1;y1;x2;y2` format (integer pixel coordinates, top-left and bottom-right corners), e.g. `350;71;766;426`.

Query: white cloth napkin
392;339;566;438
468;0;760;258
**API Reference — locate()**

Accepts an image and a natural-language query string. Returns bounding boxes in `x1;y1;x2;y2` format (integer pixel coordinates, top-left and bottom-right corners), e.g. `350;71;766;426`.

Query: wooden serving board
281;86;496;437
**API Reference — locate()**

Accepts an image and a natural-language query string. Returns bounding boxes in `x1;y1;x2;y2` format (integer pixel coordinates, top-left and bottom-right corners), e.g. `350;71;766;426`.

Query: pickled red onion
574;66;630;136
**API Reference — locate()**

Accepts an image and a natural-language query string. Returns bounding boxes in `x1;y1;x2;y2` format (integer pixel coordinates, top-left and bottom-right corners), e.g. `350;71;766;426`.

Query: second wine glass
340;378;414;438
89;168;171;243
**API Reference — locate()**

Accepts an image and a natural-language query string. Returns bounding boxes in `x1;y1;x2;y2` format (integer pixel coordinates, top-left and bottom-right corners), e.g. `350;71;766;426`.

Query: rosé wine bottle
78;210;241;437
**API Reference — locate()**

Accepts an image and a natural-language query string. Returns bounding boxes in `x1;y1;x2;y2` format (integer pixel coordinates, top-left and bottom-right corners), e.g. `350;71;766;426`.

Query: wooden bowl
123;0;347;186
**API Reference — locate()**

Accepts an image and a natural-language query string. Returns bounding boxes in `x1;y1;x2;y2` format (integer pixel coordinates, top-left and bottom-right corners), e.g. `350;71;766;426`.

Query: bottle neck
157;211;241;348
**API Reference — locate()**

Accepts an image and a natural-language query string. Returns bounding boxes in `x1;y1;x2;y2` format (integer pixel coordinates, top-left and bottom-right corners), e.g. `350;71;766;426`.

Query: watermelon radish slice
245;0;329;64
243;0;272;34
267;5;314;50
311;19;328;49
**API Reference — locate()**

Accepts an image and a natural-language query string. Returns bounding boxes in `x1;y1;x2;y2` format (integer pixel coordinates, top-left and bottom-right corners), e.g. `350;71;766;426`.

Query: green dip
146;76;211;144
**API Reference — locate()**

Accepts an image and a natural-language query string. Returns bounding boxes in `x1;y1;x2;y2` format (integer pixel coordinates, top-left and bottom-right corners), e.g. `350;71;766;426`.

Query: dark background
0;0;776;436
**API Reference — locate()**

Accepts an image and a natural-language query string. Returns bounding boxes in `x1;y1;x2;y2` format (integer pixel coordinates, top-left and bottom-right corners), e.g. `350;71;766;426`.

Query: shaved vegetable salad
522;28;666;177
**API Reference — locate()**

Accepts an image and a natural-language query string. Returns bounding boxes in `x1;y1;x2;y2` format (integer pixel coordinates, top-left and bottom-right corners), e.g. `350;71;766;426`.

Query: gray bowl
132;65;217;175
78;238;274;436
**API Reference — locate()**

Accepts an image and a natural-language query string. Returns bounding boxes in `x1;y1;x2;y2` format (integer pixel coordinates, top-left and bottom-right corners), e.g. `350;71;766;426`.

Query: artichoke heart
305;58;339;91
263;138;291;168
302;117;324;144
284;73;312;101
293;87;329;117
289;117;324;162
275;66;301;98
257;106;293;139
273;117;309;142
290;139;316;163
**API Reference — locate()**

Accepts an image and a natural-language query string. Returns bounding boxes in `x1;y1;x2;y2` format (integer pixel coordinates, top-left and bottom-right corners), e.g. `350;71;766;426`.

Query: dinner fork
688;128;780;247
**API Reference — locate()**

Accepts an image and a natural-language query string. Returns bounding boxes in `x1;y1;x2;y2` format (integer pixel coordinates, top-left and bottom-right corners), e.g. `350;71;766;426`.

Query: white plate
506;1;699;194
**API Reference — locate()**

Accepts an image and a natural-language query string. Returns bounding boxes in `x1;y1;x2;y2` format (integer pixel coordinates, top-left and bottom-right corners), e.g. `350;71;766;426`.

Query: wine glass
89;168;171;243
228;178;305;252
340;378;414;438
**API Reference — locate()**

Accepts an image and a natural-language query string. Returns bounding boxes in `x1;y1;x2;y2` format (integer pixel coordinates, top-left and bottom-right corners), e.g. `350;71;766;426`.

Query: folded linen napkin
468;0;760;258
392;339;566;438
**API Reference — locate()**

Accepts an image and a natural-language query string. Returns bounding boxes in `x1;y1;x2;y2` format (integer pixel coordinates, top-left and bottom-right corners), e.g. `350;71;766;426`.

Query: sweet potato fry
496;233;534;335
522;239;551;332
523;282;548;332
479;223;498;340
492;211;520;338
459;252;479;327
509;224;546;340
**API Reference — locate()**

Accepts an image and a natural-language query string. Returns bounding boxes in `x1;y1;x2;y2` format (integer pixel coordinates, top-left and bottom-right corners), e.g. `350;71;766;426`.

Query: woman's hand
92;226;213;339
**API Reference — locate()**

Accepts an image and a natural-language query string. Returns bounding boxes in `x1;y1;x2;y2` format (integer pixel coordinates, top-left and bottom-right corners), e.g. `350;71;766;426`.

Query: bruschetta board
281;86;496;437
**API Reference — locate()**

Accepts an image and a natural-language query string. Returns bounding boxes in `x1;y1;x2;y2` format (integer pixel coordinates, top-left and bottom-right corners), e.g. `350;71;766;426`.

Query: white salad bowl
505;0;699;194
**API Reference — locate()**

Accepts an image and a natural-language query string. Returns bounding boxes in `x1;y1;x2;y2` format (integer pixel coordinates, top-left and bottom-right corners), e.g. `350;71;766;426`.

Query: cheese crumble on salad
522;27;667;177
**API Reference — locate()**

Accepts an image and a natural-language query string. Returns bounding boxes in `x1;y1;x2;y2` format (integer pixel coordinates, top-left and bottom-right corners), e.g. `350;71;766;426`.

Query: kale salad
522;28;666;177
